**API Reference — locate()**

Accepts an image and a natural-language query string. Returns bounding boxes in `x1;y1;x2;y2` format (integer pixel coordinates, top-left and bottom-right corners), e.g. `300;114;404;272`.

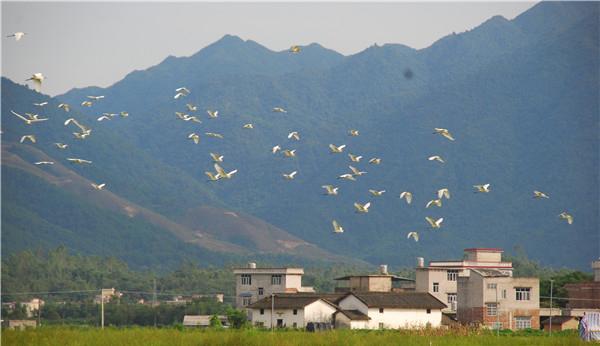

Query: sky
2;2;536;96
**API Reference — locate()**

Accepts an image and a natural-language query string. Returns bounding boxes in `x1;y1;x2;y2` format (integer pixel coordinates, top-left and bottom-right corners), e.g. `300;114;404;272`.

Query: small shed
183;315;228;328
7;320;37;330
541;316;579;331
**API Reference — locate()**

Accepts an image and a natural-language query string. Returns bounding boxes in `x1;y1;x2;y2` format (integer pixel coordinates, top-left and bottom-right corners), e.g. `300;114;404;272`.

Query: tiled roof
336;309;370;321
347;292;447;309
247;293;341;309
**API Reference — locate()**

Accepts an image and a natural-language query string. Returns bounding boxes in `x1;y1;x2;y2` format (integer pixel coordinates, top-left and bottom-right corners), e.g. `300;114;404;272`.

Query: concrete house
247;294;338;329
415;248;513;312
334;265;415;293
564;260;600;311
541;316;579;331
233;262;315;309
335;292;446;329
456;268;539;330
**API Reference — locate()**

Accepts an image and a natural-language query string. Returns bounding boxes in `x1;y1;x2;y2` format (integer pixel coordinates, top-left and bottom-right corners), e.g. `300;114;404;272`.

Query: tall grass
2;327;585;346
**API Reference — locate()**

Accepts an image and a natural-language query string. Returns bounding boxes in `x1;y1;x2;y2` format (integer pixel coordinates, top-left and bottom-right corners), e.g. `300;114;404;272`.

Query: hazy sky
2;2;536;96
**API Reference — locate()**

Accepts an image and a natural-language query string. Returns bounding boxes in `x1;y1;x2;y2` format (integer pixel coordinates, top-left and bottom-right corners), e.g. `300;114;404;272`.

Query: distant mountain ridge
2;1;598;270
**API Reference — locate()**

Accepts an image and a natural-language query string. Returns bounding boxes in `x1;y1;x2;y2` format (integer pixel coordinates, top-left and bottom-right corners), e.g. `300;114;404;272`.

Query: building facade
334;265;415;293
247;294;337;328
415;248;513;312
564;260;600;309
233;262;314;308
457;269;539;330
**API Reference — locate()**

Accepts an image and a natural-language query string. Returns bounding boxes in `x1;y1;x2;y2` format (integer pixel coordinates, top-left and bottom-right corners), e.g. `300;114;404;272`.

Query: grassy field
1;327;586;346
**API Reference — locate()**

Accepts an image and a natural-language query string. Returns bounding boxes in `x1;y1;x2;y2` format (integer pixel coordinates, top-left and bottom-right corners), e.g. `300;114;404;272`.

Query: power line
1;290;98;296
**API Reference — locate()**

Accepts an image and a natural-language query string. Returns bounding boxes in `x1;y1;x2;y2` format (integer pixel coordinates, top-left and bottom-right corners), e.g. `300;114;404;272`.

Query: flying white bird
210;153;224;163
473;184;491;193
67;158;92;164
20;135;36;143
7;32;26;41
288;131;300;141
207;110;219;119
332;220;344;233
289;45;301;54
64;118;89;133
399;191;413;204
214;163;237;179
24;113;47;121
272;145;282;154
205;171;221;181
33;102;48;107
559;212;573;225
97;115;111;122
425;217;444;229
283;171;297;180
322;185;339;195
434;128;455;141
348;154;363;162
407;232;419;242
438;188;451;200
91;183;106;190
58;103;70;112
87;95;105;100
348;129;359;136
205;132;224;139
272;107;287;113
11;110;46;124
349;165;367;176
354;202;371;213
81;101;93;107
369;158;382;165
533;190;550;199
282;149;296;158
329;144;346;153
186;104;197;112
26;73;45;92
120;111;129;118
54;143;68;149
73;131;91;140
243;123;254;129
428;155;445;163
224;211;239;218
426;199;443;208
34;161;54;165
175;87;190;95
174;92;187;99
188;133;200;144
338;174;356;181
369;189;386;197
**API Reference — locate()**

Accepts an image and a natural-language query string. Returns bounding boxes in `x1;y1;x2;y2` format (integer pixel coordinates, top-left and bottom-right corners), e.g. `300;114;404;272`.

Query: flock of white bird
7;34;575;244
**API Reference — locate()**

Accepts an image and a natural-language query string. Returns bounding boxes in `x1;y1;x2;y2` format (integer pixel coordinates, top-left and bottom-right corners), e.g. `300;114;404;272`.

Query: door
277;319;284;328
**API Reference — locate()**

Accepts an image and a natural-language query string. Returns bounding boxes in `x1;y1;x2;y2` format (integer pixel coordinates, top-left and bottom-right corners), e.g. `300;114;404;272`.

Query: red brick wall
459;306;539;330
565;282;600;309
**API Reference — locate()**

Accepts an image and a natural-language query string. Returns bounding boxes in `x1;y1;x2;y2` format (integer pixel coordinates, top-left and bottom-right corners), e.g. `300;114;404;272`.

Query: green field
1;327;585;346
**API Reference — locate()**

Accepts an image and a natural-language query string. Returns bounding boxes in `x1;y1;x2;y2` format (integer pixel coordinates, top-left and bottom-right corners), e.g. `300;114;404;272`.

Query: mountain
3;1;598;270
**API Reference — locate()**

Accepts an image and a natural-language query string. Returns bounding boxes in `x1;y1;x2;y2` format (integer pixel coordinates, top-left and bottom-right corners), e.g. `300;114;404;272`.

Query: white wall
250;300;335;328
337;295;369;314
364;308;442;329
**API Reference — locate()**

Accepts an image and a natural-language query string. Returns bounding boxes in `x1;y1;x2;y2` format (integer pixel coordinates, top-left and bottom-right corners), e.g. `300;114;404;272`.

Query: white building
233;262;314;309
247;294;339;329
415;248;513;312
335;292;446;329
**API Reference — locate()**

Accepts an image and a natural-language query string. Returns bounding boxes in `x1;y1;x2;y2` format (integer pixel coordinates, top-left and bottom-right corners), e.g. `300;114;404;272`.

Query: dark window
258;287;264;295
241;274;251;285
260;309;264;315
447;270;459;281
427;309;431;314
293;309;298;315
379;308;384;313
433;282;439;293
292;322;297;328
272;275;282;285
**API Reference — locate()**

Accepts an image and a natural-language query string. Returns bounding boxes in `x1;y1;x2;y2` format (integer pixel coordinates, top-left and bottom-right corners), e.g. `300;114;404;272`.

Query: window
447;270;459;281
447;293;457;304
426;309;431;314
486;303;497;316
260;309;264;315
271;275;282;285
292;322;297;328
379;322;384;329
242;297;251;306
515;287;531;301
379;308;384;313
241;274;251;285
255;321;264;327
433;282;439;293
487;283;497;290
515;316;531;329
258;287;264;296
501;289;507;299
293;309;298;315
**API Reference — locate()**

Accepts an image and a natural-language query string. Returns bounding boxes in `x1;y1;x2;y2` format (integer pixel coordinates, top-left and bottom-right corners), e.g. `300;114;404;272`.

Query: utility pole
549;279;554;336
101;289;105;329
153;278;157;327
271;293;274;332
496;285;499;337
37;303;42;327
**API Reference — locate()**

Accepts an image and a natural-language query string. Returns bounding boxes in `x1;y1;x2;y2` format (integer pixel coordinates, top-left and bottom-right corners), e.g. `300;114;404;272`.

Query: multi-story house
457;268;539;330
415;248;513;312
233;262;314;309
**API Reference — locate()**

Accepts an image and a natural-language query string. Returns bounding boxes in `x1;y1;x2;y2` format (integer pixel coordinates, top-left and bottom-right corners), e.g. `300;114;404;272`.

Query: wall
250;300;335;329
337;294;369;315
416;268;459;311
235;273;303;308
364;308;442;329
465;250;502;262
